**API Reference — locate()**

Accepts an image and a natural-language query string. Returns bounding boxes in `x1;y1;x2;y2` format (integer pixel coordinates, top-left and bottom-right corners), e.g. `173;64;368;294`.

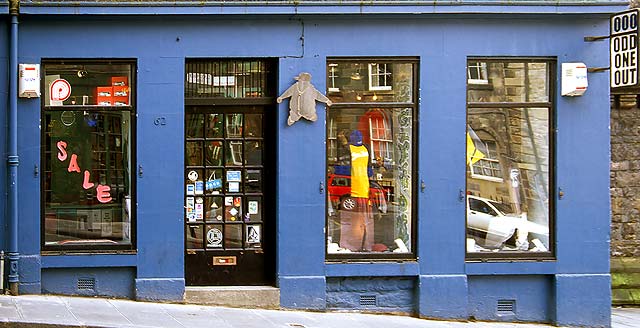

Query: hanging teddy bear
277;72;332;126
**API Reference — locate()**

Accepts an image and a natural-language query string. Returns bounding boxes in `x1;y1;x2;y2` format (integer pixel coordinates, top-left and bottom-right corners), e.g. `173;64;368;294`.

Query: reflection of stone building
610;92;640;305
467;62;550;229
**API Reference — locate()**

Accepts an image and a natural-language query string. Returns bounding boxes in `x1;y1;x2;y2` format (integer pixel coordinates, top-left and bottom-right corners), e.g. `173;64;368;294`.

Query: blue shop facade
0;1;626;326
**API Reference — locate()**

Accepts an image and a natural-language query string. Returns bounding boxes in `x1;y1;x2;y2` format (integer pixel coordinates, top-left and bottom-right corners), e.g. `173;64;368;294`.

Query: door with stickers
184;106;275;285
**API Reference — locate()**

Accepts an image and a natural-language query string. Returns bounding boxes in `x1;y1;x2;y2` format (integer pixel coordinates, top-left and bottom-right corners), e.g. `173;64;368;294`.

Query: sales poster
186;197;195;222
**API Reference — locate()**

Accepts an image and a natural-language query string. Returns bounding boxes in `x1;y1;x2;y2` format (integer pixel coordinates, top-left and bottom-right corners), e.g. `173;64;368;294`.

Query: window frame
469;139;504;182
467;61;489;85
325;57;419;261
466;57;556;261
40;59;137;253
368;63;393;91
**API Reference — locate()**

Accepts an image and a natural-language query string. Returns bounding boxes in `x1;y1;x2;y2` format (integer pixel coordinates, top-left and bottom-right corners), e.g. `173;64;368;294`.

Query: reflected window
368;63;393;91
326;58;417;259
42;60;135;251
466;58;554;258
467;61;488;85
469;137;503;181
326;61;413;103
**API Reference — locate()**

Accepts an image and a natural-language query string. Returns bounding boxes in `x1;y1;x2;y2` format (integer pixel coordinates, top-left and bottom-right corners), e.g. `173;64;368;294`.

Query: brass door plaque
213;256;237;266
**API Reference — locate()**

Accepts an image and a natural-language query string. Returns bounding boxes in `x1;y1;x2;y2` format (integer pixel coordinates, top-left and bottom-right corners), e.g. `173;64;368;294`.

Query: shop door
184;106;275;286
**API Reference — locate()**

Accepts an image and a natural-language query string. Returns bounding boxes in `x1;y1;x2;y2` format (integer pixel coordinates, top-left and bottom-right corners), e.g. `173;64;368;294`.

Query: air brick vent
77;278;95;291
497;299;515;314
359;295;377;306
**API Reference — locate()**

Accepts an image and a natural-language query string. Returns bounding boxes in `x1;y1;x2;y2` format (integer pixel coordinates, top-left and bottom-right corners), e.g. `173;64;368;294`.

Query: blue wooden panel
468;275;553;322
0;22;8;252
276;57;327;279
42;267;136;299
17;1;628;15
555;274;611;326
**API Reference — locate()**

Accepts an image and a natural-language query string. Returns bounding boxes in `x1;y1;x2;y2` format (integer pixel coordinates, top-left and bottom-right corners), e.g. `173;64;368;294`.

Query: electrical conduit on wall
6;0;20;295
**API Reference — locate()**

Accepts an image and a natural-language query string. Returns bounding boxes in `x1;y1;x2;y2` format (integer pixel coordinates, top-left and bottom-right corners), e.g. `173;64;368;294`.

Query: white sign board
18;64;41;98
611;9;640;88
561;63;588;96
50;79;72;102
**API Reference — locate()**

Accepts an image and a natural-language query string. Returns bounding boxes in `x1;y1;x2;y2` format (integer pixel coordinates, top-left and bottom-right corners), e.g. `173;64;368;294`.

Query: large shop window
326;58;417;259
466;58;554;259
42;60;135;251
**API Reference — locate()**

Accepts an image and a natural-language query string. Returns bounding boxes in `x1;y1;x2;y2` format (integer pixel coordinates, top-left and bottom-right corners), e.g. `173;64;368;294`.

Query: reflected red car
327;174;388;212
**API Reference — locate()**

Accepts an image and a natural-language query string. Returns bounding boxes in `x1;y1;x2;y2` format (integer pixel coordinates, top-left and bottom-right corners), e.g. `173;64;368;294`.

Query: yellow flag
466;132;486;165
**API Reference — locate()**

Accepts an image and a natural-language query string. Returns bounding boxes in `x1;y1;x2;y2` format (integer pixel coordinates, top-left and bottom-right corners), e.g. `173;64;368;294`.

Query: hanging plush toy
277;72;332;126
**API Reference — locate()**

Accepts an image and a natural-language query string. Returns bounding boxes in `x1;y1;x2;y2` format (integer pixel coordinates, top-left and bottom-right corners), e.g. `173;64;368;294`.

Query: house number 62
154;117;167;126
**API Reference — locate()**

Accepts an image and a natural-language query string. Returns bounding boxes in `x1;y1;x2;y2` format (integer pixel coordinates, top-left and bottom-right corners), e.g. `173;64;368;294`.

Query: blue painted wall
42;267;135;298
4;10;616;326
468;275;553;322
0;20;8;258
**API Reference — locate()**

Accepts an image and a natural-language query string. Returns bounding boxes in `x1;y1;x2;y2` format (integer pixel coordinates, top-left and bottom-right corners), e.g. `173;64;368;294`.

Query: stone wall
610;92;640;305
610;93;640;258
326;277;415;314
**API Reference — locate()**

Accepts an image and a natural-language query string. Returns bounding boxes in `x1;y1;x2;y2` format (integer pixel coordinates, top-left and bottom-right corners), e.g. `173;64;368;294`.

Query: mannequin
339;130;374;251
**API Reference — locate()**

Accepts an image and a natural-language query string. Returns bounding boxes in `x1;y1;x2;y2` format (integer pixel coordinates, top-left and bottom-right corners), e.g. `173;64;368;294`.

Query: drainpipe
7;0;20;296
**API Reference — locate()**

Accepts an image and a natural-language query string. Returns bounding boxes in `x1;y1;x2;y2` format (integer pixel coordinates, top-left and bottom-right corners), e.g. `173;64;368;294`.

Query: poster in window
248;201;258;215
89;210;102;231
195;197;204;221
195;181;204;195
101;209;112;237
186;184;195;196
246;224;261;244
186;197;195;222
226;170;242;182
206;227;223;248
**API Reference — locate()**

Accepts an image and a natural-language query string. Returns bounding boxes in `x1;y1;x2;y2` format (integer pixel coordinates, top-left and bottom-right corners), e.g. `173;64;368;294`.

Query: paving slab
13;295;79;326
108;299;187;328
612;307;640;328
0;297;21;322
0;295;638;328
63;297;133;327
161;305;232;328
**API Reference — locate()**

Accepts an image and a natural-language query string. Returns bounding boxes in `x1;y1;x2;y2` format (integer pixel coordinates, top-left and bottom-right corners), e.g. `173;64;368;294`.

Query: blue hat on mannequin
349;130;363;146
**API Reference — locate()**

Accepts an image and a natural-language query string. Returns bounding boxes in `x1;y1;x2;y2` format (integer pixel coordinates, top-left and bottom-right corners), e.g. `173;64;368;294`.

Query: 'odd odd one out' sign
611;9;640;88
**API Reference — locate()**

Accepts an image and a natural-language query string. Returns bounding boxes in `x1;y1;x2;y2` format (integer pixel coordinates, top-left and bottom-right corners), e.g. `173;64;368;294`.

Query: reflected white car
466;195;548;250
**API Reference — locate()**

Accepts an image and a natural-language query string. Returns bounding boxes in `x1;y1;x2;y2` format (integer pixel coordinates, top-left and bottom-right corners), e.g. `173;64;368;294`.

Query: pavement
0;295;638;328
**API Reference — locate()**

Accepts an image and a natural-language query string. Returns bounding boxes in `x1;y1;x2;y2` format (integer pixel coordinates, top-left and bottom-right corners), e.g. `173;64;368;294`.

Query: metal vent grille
185;59;275;98
359;295;377;306
77;278;95;291
497;299;515;314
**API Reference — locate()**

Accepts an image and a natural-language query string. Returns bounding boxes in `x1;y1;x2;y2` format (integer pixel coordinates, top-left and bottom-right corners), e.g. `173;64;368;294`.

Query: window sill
469;174;504;183
465;259;557;275
41;252;138;268
325;261;419;277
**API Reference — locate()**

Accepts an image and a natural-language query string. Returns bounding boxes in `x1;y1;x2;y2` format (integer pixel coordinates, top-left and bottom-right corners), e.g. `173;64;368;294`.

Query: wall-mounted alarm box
561;62;588;97
18;64;41;98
